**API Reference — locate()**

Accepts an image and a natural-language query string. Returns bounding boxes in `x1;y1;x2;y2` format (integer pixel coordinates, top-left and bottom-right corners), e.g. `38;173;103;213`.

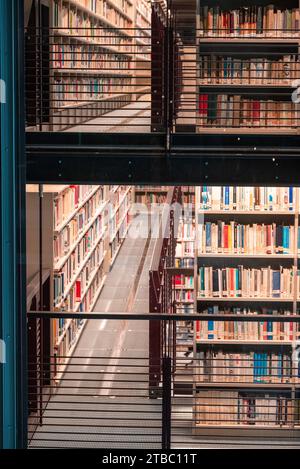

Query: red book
75;280;81;302
263;322;268;340
266;225;272;254
195;321;201;341
199;94;208;116
224;225;228;251
252;101;260;124
174;275;182;286
230;268;234;296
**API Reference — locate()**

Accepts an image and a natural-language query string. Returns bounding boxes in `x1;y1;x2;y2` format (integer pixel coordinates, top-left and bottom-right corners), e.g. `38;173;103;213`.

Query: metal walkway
65;98;151;133
30;216;162;449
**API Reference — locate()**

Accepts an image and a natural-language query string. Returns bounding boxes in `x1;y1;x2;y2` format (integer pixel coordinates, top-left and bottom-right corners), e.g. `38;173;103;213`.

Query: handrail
27;311;300;322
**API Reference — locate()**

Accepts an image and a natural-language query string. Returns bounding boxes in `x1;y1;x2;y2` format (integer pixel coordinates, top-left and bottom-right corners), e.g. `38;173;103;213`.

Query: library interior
2;0;300;451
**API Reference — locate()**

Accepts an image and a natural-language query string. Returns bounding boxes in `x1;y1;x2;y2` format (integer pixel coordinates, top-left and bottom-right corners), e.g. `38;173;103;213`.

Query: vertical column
0;0;27;448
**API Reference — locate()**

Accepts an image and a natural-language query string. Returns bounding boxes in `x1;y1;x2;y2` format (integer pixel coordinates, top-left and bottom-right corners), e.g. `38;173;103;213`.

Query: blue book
208;306;214;340
224;58;228;79
206;222;211;250
267;321;272;340
272;271;280;298
262;353;268;382
283;226;289;253
289;187;293;210
254;353;261;383
278;353;282;379
224;187;230;209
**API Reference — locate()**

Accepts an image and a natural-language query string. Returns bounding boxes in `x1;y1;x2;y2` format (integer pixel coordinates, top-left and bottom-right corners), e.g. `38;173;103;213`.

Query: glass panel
26;184;300;446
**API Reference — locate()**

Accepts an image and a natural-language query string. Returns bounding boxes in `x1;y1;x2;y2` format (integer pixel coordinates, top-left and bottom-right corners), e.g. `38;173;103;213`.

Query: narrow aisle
65;97;151;133
30;222;162;448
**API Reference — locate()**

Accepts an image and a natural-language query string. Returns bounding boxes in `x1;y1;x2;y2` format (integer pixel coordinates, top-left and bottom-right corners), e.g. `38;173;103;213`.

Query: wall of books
197;1;300;133
172;185;300;432
26;184;133;380
50;0;151;130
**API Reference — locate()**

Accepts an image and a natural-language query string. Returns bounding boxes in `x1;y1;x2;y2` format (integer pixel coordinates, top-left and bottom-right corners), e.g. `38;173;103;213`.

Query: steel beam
0;0;27;449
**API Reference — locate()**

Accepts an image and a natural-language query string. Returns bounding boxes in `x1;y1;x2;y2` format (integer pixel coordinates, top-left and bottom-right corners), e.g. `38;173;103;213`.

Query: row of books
198;94;297;128
197;267;294;299
136;11;151;29
175;241;194;258
53;185;97;229
54;237;105;308
195;391;297;426
137;1;151;21
54;317;84;358
53;223;105;306
109;190;131;241
54;77;131;107
175;290;194;303
174;275;194;288
198;222;297;255
182;193;195;205
177;305;194;314
80;264;105;312
195;311;297;342
110;214;130;260
197;186;295;212
174;257;194;268
52;1;132;31
199;55;299;85
135;193;167;204
198;5;300;37
52;43;132;70
177;220;195;240
54;191;105;261
71;0;132;17
196;350;294;383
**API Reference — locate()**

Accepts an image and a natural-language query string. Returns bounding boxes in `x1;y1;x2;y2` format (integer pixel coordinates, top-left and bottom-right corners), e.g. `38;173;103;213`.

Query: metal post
0;0;27;449
162;356;172;449
38;184;43;426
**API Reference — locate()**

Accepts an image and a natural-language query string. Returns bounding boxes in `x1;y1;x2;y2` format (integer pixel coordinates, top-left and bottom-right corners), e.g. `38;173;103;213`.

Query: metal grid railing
25;26;153;132
26;312;300;449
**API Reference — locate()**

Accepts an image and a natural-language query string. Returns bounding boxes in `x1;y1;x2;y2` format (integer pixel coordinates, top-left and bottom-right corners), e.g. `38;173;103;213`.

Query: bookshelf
134;0;151;97
49;0;151;130
172;188;195;376
196;0;300;134
26;184;133;380
191;185;300;433
134;185;169;204
109;185;133;265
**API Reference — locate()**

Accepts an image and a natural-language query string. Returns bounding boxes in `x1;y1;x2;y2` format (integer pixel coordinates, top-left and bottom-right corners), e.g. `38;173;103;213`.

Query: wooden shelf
52;29;133;56
54;227;107;308
195;382;296;389
197;210;295;216
194;423;299;431
64;0;133;34
198;127;298;135
53;69;133;77
197;297;294;302
197;253;294;259
195;339;294;346
54;186;99;234
198;83;294;88
110;220;131;267
54;200;108;271
199;37;300;44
